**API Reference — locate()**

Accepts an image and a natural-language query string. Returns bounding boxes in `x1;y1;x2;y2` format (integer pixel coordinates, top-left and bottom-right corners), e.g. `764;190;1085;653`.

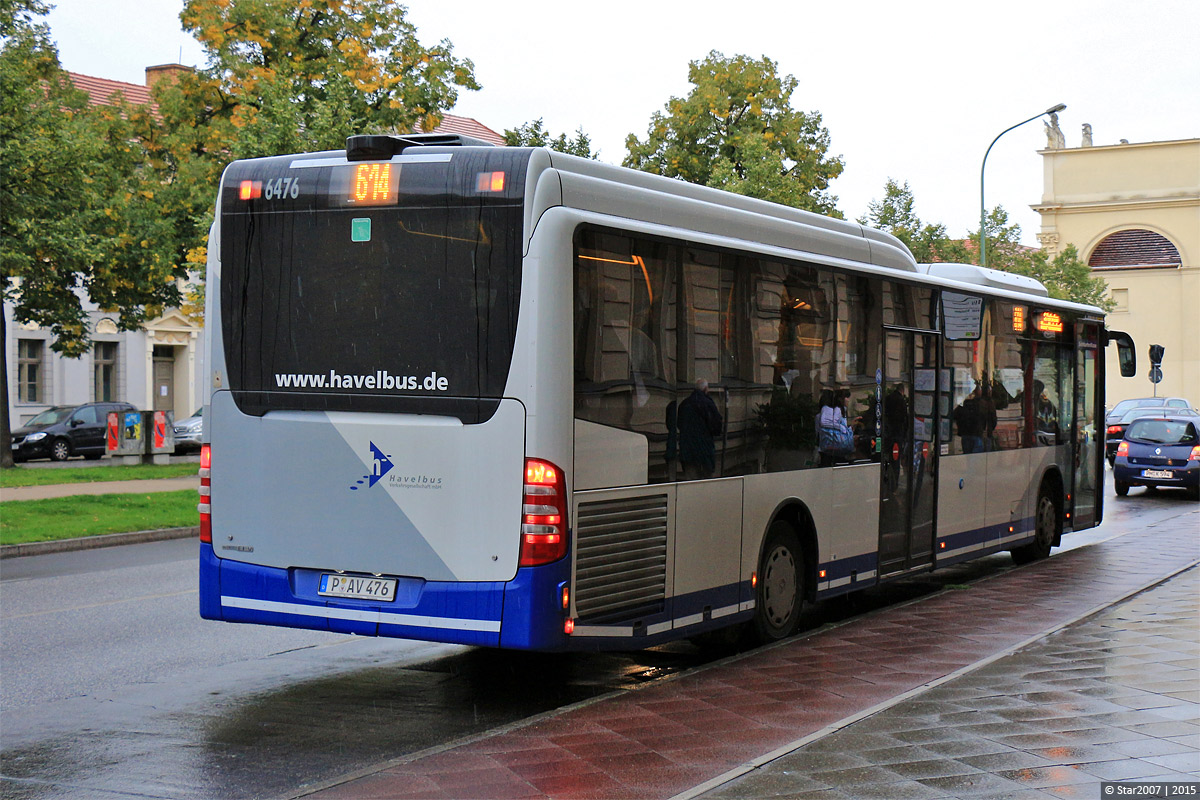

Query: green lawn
0;490;199;546
0;462;198;488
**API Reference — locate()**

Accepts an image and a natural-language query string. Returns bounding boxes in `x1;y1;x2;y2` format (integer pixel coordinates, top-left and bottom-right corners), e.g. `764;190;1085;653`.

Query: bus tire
1012;484;1058;565
751;521;804;643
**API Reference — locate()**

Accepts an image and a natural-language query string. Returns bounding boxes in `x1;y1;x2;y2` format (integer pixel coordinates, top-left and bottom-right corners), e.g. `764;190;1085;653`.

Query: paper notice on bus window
914;392;934;417
943;292;983;340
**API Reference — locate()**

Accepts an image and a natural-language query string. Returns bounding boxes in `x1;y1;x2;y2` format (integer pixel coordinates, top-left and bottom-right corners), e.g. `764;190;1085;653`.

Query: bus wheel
751;521;804;643
1012;487;1058;565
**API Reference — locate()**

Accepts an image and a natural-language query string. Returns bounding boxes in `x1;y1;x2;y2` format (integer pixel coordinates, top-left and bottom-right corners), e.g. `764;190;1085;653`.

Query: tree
969;206;1026;274
624;51;843;215
859;179;970;263
1010;244;1114;310
503;118;597;159
133;0;482;310
1;1;185;467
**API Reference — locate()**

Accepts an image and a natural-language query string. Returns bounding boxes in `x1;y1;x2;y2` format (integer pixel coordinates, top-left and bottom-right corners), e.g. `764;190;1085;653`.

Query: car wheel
1012;484;1058;565
50;438;71;461
751;521;804;643
1115;481;1129;497
1107;454;1116;469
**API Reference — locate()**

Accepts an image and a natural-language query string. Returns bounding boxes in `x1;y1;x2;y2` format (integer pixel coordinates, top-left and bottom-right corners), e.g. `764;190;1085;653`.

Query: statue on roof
1081;123;1093;147
1044;112;1066;149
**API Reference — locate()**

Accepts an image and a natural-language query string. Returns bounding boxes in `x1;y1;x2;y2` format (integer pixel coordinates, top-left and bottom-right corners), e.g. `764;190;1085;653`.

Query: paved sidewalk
297;507;1199;800
699;568;1199;799
0;476;199;502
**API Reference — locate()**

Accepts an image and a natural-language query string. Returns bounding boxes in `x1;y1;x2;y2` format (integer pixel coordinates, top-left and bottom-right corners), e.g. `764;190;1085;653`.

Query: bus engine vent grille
574;494;668;623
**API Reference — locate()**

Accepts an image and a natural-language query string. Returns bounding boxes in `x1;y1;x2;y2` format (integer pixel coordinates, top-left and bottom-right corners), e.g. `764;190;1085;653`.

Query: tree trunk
1;305;15;469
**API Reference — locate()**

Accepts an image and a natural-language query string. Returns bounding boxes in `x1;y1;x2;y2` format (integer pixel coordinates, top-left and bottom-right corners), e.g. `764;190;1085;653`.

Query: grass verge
0;462;198;489
0;490;198;546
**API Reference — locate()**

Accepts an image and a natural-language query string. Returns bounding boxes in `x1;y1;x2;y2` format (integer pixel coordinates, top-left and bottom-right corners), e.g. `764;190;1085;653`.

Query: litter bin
106;410;175;464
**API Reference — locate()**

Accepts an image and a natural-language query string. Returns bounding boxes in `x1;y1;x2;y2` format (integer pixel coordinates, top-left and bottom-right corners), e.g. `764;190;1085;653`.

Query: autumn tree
503;118;597;158
1;0;186;467
625;51;843;215
135;0;482;301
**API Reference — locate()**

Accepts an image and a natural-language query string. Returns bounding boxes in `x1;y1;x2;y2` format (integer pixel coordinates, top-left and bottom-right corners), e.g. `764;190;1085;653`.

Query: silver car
173;408;203;453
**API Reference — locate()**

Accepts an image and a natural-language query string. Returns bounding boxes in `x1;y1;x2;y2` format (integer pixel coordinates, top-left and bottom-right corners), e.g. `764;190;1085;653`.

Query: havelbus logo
350;442;393;490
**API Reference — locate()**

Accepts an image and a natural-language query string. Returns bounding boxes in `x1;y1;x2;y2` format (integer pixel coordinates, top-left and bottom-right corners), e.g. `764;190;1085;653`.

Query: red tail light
1190;446;1200;462
1106;425;1122;435
1116;441;1129;458
520;458;567;567
198;444;212;543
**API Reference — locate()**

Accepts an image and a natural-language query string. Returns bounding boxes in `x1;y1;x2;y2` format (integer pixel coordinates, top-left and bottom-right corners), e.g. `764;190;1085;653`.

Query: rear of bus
199;137;571;650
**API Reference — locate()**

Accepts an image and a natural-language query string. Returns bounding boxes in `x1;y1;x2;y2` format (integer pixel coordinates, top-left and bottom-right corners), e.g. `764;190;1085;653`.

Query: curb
0;526;198;559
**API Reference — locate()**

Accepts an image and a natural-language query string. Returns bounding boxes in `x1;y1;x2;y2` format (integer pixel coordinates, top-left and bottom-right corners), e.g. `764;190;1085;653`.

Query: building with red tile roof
419;113;506;145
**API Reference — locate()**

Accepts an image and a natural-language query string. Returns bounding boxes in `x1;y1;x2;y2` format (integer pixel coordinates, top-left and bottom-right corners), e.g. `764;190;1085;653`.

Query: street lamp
979;103;1066;269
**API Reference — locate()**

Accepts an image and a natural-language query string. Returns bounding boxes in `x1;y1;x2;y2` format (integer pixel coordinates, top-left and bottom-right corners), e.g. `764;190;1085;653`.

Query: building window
1088;229;1181;270
17;339;44;403
95;341;118;401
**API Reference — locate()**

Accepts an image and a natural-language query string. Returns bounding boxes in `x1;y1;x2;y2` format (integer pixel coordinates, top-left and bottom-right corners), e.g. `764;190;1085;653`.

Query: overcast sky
46;0;1200;246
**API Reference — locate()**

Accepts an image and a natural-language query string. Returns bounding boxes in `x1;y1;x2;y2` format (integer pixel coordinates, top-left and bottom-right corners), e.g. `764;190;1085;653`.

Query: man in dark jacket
677;379;723;479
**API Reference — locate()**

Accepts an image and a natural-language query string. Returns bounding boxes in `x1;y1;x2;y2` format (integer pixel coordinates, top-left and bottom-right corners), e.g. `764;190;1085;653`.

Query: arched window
1088;229;1181;270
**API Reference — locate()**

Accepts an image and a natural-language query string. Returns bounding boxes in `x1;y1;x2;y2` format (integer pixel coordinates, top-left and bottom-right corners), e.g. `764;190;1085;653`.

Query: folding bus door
878;330;940;576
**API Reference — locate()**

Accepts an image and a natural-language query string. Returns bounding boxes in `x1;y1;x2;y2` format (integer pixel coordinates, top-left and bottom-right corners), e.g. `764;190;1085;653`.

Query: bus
198;133;1136;651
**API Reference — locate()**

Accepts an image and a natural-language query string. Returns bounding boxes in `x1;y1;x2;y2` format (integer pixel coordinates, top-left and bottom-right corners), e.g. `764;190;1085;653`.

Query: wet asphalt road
0;475;1191;799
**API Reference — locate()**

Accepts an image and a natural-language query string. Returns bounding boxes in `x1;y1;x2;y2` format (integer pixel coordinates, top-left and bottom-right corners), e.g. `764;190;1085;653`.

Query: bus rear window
220;199;522;420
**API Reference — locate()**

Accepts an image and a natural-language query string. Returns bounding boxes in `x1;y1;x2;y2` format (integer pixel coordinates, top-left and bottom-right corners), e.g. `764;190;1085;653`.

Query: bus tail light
198;444;212;543
520;458;567;567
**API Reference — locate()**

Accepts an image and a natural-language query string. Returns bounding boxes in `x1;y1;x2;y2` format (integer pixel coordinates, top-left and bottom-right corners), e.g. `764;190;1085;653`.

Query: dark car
173;408;203;453
1105;396;1191;427
1112;416;1200;499
11;402;137;462
1106;406;1200;466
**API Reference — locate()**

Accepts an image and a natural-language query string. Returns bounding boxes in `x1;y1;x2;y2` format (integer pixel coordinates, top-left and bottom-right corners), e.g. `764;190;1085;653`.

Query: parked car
173;408;203;453
1106;406;1200;466
11;402;137;462
1112;415;1200;499
1105;396;1192;427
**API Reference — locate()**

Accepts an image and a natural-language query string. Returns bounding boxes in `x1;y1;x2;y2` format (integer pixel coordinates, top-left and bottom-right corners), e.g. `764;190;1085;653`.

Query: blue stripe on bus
202;546;506;647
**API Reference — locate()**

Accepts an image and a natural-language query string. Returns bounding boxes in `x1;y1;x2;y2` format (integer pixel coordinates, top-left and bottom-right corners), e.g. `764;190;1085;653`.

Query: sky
45;0;1200;247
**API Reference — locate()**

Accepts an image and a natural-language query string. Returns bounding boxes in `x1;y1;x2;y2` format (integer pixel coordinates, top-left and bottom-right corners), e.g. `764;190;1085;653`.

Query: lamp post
979;103;1066;269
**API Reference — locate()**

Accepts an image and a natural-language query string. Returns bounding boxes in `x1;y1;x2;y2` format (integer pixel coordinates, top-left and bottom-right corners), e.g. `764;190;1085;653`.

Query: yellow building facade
1032;137;1200;407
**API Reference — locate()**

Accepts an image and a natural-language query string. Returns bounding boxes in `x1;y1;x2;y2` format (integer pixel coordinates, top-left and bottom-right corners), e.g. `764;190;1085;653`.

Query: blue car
1112;416;1200;499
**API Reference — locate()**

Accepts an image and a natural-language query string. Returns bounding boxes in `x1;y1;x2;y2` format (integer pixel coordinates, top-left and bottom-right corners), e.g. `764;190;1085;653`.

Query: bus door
1072;323;1101;528
879;330;940;575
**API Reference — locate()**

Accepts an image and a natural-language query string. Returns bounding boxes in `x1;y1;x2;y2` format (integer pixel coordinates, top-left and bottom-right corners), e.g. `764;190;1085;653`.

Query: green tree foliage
860;181;1112;309
503;118;597;158
859;179;970;263
1010;244;1113;310
624;51;843;215
1;0;187;466
969;206;1026;273
135;0;481;296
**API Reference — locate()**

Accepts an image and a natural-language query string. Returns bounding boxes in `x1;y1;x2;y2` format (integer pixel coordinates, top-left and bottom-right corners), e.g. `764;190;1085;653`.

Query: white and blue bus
198;134;1135;651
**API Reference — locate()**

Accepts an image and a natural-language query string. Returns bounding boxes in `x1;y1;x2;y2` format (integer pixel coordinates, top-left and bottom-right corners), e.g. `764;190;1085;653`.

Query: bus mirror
1105;330;1136;377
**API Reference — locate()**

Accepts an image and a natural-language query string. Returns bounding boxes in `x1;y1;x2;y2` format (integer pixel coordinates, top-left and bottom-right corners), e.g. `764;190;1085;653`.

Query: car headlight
25;432;47;442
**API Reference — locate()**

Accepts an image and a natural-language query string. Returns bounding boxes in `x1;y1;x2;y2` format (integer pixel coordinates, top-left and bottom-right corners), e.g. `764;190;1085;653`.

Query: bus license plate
1142;469;1173;479
318;574;397;602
